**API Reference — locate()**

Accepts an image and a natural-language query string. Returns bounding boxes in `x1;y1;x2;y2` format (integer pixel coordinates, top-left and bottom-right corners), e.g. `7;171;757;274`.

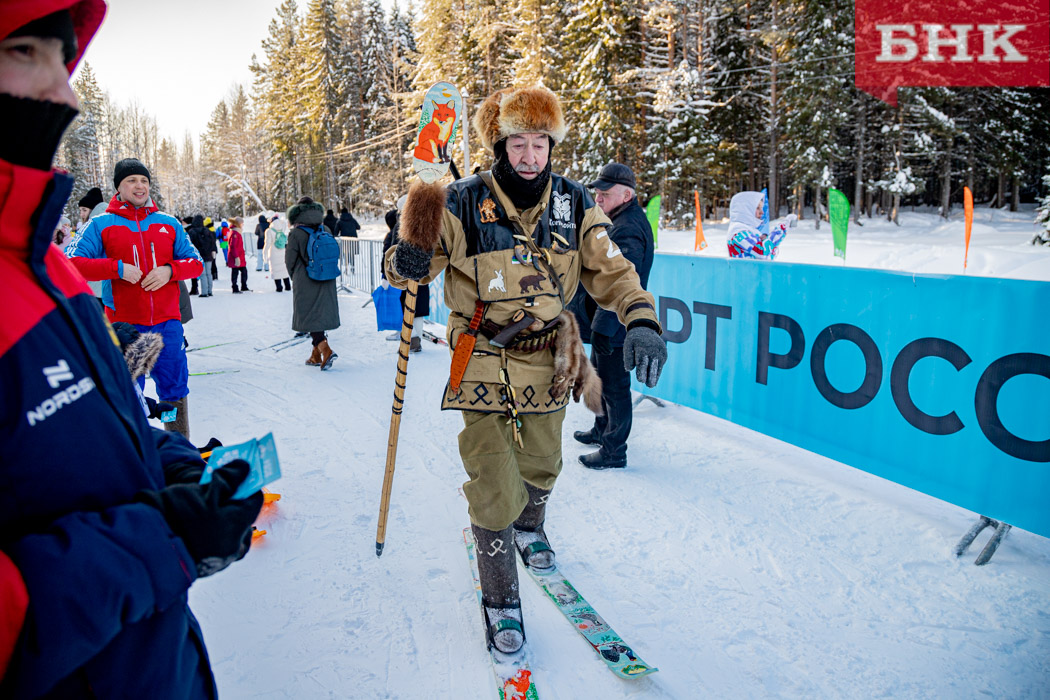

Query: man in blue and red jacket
0;1;262;697
69;158;204;439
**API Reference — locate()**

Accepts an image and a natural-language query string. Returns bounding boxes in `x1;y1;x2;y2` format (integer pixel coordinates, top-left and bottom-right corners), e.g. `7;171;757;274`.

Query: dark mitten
623;322;667;388
159;457;206;486
135;460;263;577
590;331;613;356
111;321;140;352
392;240;433;281
146;398;176;421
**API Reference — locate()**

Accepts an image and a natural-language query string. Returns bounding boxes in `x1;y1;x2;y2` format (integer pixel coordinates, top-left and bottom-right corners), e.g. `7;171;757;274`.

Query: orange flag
963;186;973;272
694;190;708;251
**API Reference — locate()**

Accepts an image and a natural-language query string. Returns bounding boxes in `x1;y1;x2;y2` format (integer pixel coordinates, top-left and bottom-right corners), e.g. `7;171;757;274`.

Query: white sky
74;0;286;143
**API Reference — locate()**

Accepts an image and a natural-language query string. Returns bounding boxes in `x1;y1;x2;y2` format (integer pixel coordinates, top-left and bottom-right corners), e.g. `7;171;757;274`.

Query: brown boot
163;396;190;441
319;339;337;371
305;344;322;366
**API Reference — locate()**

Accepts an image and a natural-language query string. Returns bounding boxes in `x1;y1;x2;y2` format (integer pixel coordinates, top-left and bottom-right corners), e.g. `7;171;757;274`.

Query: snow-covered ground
180;206;1049;699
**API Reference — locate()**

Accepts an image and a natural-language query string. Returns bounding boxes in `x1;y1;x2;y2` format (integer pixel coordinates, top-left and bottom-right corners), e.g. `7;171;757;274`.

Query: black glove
146;398;176;421
111;321;140;353
160;458;206;486
590;331;613;356
623;322;667;388
135;460;263;577
392;240;433;281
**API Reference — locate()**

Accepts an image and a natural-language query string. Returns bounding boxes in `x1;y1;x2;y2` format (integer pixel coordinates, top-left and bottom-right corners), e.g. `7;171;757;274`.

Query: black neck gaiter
0;94;78;171
491;138;553;211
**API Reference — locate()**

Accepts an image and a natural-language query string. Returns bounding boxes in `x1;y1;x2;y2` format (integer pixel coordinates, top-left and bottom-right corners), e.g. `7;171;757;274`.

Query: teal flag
645;195;661;247
829;188;850;259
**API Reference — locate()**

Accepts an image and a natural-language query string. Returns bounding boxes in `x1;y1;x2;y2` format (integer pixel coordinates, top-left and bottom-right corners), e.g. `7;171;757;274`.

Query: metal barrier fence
342;237;451;323
337;238;386;294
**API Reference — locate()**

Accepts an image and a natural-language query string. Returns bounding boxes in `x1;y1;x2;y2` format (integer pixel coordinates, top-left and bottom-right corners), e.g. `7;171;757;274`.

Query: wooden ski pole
375;279;419;556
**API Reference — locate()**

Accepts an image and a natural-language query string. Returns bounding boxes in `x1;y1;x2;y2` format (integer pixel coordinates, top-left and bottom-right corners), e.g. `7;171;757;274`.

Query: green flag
646;195;661;247
829;188;850;259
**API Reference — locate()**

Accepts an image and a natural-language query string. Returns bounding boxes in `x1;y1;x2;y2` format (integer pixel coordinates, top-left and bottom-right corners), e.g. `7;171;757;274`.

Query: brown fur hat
398;180;447;251
472;85;568;153
549;311;603;415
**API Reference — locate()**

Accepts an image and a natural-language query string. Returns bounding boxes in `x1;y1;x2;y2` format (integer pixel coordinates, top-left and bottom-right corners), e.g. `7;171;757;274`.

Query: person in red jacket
227;216;249;293
68;158;204;438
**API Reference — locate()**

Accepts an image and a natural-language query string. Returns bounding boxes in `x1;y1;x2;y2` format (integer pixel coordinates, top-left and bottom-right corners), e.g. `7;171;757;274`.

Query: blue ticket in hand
199;432;281;499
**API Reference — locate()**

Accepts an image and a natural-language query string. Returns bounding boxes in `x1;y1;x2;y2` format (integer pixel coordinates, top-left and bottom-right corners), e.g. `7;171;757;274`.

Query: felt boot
472;523;524;654
513;483;555;570
164;396;190;441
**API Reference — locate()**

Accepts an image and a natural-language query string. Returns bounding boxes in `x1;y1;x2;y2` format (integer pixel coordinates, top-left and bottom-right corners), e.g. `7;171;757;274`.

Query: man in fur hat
385;85;667;654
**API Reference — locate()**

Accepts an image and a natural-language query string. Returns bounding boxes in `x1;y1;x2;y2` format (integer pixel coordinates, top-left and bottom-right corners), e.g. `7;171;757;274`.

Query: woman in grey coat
286;196;340;370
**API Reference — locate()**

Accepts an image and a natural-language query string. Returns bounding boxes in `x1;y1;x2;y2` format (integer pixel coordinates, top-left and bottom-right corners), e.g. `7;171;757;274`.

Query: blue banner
638;255;1050;537
426;253;1050;537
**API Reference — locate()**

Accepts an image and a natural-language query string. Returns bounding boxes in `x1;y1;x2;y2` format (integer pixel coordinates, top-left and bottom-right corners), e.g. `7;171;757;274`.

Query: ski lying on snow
273;337;310;353
189;370;241;376
464;528;540;700
254;336;309;352
522;562;657;679
187;340;242;353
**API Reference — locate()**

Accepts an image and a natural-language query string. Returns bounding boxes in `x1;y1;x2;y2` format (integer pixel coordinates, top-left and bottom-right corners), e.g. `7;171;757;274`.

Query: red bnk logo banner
855;0;1049;105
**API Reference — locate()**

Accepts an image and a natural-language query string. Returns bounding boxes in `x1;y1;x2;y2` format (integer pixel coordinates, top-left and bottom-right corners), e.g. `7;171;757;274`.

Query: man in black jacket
335;207;359;237
186;214;217;297
575;163;656;469
254;214;269;272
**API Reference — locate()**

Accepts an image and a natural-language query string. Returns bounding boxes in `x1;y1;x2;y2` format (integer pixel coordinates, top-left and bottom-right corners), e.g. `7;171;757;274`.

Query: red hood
0;0;107;73
0;159;56;253
105;194;158;222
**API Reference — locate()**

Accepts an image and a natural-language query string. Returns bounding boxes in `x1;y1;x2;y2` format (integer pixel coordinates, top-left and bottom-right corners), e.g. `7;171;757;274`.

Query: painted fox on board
413;100;457;164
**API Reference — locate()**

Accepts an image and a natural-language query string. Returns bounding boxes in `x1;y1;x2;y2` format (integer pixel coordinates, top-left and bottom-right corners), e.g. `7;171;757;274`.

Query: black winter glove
392;240;433;281
146;398;176;421
623;322;667;388
135;459;263;577
590;331;614;356
160;458;206;486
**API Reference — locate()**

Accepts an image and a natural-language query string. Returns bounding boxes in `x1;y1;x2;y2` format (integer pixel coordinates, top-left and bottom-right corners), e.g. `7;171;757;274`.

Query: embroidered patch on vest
479;198;499;223
487;269;506;293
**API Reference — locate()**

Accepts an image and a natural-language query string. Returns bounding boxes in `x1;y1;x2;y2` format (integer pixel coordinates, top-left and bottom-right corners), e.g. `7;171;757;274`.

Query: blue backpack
303;225;340;281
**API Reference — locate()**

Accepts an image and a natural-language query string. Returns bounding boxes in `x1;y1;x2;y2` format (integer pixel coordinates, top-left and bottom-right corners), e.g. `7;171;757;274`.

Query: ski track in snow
175;211;1050;699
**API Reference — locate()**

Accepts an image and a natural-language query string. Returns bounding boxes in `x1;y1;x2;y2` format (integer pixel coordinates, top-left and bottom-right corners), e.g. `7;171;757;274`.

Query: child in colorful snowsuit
726;191;794;260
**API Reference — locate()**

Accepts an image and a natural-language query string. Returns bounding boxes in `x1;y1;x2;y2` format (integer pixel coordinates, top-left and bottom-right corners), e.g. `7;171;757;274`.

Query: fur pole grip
399;180;446;251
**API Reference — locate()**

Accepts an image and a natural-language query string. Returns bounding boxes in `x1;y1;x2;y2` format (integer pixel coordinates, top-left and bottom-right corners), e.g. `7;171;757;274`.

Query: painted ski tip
375;541;384;557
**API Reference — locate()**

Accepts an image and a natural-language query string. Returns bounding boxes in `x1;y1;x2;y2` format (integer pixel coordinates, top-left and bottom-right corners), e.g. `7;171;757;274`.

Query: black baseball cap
587;162;636;191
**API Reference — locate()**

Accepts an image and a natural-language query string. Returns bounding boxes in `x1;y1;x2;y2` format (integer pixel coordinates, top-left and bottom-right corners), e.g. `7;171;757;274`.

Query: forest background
57;0;1050;229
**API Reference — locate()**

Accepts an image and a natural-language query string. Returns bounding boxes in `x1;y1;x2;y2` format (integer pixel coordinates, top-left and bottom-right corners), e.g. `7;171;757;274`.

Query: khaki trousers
458;409;565;531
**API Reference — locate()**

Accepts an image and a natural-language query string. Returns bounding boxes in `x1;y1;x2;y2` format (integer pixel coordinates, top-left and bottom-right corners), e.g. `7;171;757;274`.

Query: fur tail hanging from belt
549;311;603;415
376;180;446;558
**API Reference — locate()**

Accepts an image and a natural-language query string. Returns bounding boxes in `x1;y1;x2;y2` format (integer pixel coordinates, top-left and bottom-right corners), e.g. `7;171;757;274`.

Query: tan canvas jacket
386;171;660;414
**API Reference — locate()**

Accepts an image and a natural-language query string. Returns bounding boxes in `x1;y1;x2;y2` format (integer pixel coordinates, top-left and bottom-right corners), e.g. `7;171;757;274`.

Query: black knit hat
113;158;151;189
77;186;104;210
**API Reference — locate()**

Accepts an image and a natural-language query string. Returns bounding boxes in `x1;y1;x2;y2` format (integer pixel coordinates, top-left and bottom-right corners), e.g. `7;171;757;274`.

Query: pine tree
561;0;646;180
63;62;107;220
299;0;344;205
253;0;302;207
